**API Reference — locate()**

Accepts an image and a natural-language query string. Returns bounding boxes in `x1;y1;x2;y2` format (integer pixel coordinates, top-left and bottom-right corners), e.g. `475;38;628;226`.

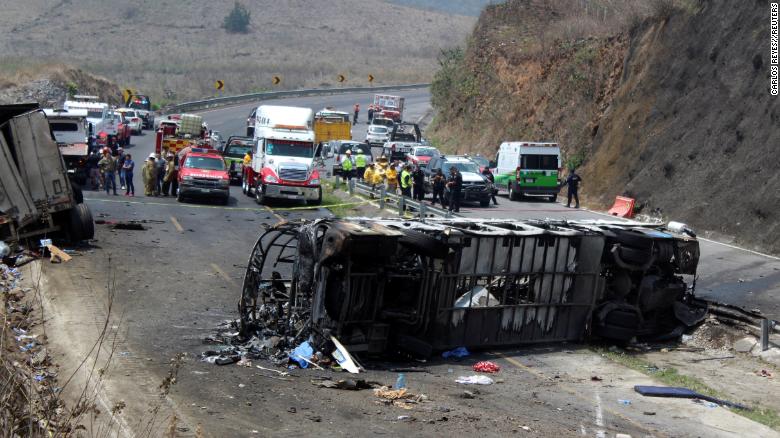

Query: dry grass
0;0;476;103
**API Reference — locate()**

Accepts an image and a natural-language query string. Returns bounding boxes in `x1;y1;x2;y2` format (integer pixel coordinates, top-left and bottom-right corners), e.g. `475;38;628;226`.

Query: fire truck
154;114;210;156
372;94;405;122
242;105;322;205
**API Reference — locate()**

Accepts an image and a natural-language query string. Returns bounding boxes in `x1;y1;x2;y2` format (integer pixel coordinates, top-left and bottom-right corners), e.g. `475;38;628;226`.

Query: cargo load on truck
0;104;94;249
314;109;351;144
154;113;210;156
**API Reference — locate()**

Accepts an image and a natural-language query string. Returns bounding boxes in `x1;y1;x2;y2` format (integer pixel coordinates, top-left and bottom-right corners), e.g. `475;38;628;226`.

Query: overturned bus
239;218;704;356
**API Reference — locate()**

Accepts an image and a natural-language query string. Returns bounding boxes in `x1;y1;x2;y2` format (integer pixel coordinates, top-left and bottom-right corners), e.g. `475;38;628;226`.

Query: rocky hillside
0;64;121;106
429;0;779;254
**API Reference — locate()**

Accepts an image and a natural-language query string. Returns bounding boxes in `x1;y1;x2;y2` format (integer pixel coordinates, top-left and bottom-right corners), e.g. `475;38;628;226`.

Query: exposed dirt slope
0;63;121;106
430;0;779;254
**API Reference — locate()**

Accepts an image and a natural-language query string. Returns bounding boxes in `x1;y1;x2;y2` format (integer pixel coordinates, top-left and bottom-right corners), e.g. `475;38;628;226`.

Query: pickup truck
0;103;94;248
177;148;230;205
221;136;253;183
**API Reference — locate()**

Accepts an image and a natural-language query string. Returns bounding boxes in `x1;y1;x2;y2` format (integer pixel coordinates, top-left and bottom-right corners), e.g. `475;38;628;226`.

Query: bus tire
509;183;520;201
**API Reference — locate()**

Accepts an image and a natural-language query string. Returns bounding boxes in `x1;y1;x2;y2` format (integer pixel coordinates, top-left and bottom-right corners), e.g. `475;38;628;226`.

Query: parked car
406;146;439;169
328;140;373;175
425;155;491;207
466;154;490;172
112;111;132;146
381;141;419;162
365;125;390;147
117;108;143;134
370;117;394;129
247;108;257;137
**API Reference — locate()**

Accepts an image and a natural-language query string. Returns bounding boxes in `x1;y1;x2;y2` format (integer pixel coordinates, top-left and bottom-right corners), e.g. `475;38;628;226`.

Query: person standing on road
566;168;582;208
385;163;398;193
354;149;367;181
353;103;360;124
341;149;354;183
482;167;499;205
123;154;135;197
243;150;252;166
364;163;376;190
367;105;374;123
447;166;463;213
412;165;425;201
431;168;445;207
98;151;118;195
117;148;126;190
163;153;177;196
87;151;101;190
142;155;157;196
400;165;412;198
155;153;166;196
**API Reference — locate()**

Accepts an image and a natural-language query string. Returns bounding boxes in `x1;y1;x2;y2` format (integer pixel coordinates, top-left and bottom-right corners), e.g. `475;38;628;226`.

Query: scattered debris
455;375;494;385
634;385;748;410
442;347;470;359
591;376;603;382
461;390;477;399
473;361;500;373
46;244;72;263
617;399;632;406
311;378;374;390
755;369;773;378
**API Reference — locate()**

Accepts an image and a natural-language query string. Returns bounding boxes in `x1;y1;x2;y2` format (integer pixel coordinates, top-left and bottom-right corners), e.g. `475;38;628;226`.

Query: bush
66;82;78;98
223;1;251;34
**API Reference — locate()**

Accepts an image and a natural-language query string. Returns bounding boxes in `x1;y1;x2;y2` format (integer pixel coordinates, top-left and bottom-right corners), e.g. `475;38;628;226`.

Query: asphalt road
70;87;780;436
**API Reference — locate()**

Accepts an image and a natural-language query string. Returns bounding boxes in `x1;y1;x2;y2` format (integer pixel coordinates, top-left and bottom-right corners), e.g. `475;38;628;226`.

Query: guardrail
168;83;431;113
338;178;454;219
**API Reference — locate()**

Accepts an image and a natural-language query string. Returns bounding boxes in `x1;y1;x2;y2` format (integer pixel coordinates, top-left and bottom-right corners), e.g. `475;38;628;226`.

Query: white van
494;141;562;202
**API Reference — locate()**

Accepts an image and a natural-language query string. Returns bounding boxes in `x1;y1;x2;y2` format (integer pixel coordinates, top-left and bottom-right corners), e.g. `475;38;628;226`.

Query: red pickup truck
177;148;230;205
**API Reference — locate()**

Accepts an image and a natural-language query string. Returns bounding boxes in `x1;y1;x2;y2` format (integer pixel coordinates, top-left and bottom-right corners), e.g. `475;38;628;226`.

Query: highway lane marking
170;216;184;233
84;197;365;212
495;352;660;437
210;263;237;287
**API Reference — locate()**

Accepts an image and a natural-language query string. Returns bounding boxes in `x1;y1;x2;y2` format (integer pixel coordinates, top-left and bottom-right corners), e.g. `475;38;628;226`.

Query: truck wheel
307;187;322;206
254;183;265;205
480;199;490;207
67;204;95;242
176;188;184;203
509;184;520;201
549;194;558;203
71;183;84;204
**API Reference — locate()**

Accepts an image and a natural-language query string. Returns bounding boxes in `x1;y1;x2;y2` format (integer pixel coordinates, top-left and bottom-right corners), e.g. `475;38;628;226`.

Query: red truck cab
177;148;230;205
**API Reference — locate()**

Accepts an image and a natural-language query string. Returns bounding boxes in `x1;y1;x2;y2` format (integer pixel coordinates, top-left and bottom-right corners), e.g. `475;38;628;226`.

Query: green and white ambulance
493;141;562;202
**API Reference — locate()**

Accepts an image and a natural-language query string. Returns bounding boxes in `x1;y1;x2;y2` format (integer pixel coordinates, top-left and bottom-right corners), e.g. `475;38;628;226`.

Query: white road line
595;392;606;438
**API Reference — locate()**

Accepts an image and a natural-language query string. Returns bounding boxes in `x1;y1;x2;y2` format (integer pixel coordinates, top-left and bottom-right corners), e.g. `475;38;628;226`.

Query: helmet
345;150;352;155
357;149;363;154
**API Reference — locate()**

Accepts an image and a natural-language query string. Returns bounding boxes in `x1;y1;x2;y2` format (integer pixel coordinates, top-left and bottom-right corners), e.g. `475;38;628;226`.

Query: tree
223;1;250;34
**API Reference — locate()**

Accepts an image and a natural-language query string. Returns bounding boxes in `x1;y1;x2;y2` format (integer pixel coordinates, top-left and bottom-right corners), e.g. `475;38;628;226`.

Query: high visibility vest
400;170;411;189
355;154;367;168
342;157;353;171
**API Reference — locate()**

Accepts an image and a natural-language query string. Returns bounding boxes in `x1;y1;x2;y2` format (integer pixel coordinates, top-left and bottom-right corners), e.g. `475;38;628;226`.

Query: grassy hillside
429;0;779;254
0;0;476;103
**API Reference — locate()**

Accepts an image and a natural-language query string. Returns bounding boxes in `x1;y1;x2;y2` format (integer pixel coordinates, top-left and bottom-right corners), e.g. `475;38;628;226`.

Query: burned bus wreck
239;218;704;356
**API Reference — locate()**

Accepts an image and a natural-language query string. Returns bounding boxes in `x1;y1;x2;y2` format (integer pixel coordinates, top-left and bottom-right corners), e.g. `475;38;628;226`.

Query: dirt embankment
430;0;779;254
0;63;121;106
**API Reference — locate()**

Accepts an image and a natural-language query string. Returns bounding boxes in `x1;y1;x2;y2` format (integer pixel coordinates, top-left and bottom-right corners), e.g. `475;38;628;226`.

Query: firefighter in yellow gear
385;165;398;193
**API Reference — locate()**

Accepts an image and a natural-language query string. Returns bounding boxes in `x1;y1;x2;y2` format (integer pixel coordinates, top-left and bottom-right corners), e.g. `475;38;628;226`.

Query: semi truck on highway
242;105;322;205
0;104;94;248
43;108;92;185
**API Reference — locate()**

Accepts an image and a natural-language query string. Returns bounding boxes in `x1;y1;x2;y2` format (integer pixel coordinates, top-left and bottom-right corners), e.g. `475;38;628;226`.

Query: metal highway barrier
341;179;455;219
168;83;431;113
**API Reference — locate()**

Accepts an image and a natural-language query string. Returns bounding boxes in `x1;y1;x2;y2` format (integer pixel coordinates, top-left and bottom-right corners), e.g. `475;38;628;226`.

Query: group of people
87;147;178;197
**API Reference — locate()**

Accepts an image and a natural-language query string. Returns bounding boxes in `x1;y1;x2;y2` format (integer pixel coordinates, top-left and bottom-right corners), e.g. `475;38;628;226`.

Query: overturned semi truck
239;218;705;356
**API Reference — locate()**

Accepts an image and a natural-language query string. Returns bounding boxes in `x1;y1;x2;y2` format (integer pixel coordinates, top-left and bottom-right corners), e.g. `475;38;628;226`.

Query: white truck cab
243;105;322;205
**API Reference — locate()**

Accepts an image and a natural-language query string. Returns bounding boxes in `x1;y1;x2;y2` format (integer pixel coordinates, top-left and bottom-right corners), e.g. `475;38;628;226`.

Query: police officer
341;149;354;183
447;166;463;213
354;149;367;181
566;168;582;208
412;165;425;201
400;164;412;198
482;167;499;205
431;168;446;207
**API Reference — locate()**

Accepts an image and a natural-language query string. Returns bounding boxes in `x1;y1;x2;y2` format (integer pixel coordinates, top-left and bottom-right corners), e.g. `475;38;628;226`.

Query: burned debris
232;217;704;359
